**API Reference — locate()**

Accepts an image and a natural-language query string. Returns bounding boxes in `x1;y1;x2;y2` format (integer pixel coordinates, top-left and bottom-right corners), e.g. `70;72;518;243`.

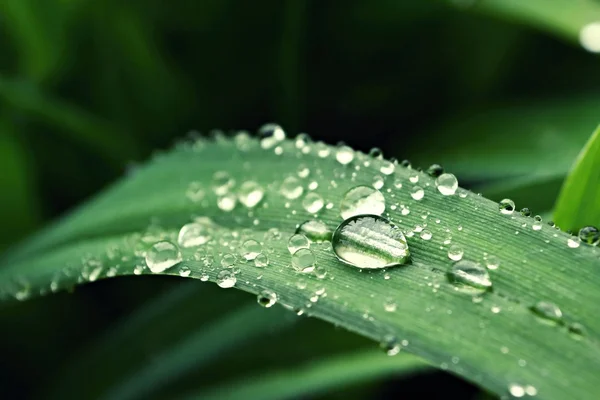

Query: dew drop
447;260;492;294
291;248;316;273
240;239;262;261
258;123;286;149
579;21;600;53
212;171;235;195
257;289;278;308
567;237;581;248
409;174;419;183
380;160;395;175
238;181;264;208
302;192;324;213
447;244;464;261
380;334;400;356
384;297;397;312
296;220;332;242
532;220;543;231
520;208;531;217
254;253;269;267
486;255;499;270
216;270;237;288
200;273;209;282
509;383;526;398
297;164;310;178
221;253;237;268
578;226;599;245
217;193;237;211
288;233;310;254
420;230;432;240
281;176;304;199
186;181;205;202
145;241;182;273
178;266;191;277
426;164;444;177
530;301;563;325
436;173;458;196
499;199;516;215
568;322;586;339
410;186;424;200
340;186;385;219
336;145;355;165
393;179;403;189
332;215;410;268
178;222;212;248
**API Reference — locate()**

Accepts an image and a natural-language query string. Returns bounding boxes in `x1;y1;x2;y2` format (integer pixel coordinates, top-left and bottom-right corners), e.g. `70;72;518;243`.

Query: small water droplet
393;179;403;189
426;164;444;177
217;193;237;211
409;174;419;183
288;233;310;253
254;253;269;267
259;123;286;149
291;248;317;273
217;270;237;288
178;222;212;248
384;297;397;312
336;145;355;165
567;237;581;248
145;241;182;273
486;255;499;270
436;173;458;196
568;322;586;339
221;253;237;268
447;260;492;294
212;171;235;195
340;186;385;219
257;289;278;308
372;175;384;190
380;334;400;356
579;21;600;53
296;220;332;242
380;160;395;175
530;301;563;325
186;181;205;202
447;244;464;261
578;226;599;245
178;266;191;277
200;273;209;281
499;199;515;215
509;383;526;398
410;186;424;200
281;176;304;199
520;208;531;217
332;215;410;268
238;181;264;208
240;239;262;260
420;230;432;240
302;193;324;213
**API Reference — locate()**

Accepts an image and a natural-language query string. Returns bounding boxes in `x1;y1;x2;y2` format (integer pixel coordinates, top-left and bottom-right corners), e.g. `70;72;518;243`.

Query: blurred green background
0;0;598;399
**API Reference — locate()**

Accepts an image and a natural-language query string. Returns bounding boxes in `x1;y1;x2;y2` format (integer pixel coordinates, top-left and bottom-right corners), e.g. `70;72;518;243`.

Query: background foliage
0;1;599;399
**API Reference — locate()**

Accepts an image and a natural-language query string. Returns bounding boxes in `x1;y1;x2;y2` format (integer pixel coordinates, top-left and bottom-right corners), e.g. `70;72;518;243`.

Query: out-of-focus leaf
554;126;600;231
185;350;430;400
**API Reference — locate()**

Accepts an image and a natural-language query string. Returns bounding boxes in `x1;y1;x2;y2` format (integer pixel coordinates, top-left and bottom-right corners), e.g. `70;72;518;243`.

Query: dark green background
0;1;598;399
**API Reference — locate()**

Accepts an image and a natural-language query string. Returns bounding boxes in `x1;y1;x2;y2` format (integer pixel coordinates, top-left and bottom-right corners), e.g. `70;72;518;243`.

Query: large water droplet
332;215;410;268
530;301;563;325
217;270;237;288
296;220;332;242
178;222;211;248
238;181;264;208
291;248;316;273
436;173;458;196
145;241;182;273
257;289;278;308
281;176;304;199
302;193;324;213
240;239;262;260
340;186;385;219
578;226;599;245
447;260;492;294
499;199;515;215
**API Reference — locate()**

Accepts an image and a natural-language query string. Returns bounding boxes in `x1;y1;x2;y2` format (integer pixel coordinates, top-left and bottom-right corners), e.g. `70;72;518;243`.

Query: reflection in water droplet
579;21;600;53
217;270;237;288
291;248;316;273
257;289;278;308
530;301;563;325
302;193;324;213
145;241;182;273
340;186;385;219
578;226;599;245
436;173;458;195
296;220;332;242
332;215;410;268
447;260;492;294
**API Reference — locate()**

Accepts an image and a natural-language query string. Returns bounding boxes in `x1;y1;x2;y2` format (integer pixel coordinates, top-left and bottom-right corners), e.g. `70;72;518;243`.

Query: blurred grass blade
187;350;430;400
553;125;600;230
100;304;295;400
1;134;599;400
0;75;138;163
445;0;600;45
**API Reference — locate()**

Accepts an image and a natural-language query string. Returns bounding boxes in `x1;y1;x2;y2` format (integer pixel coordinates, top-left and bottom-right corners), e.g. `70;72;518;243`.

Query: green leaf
1;134;599;400
554;125;600;231
444;0;600;45
189;350;429;400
